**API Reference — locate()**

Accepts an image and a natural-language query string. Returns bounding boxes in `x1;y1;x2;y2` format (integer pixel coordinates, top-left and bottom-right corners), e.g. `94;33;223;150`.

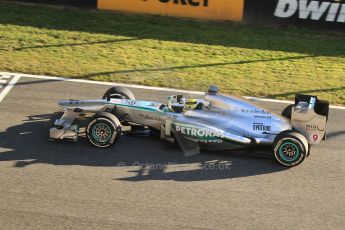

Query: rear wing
291;94;329;145
294;94;329;121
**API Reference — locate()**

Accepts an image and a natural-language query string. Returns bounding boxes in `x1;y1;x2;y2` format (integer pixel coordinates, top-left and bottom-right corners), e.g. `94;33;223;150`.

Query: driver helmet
184;99;199;110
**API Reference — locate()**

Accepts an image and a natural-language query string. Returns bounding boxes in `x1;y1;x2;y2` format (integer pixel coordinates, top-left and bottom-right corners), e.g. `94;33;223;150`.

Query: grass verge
0;1;344;104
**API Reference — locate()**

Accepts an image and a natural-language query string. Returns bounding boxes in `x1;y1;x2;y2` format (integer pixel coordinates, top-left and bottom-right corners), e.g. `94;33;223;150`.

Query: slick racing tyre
102;86;135;100
273;131;308;167
281;104;294;119
87;113;121;148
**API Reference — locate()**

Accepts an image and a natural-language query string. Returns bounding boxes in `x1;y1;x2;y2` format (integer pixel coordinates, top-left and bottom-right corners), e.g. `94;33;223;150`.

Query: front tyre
273;131;308;167
87;115;121;148
102;86;135;100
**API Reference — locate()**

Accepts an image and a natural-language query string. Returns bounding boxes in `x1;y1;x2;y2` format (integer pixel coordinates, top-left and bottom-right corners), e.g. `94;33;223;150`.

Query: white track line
243;96;292;105
0;75;21;103
243;96;345;110
0;75;11;79
1;72;344;110
2;72;205;95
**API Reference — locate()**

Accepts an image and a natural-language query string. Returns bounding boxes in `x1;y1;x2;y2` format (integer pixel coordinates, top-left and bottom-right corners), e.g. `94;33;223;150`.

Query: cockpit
158;85;221;113
166;95;206;113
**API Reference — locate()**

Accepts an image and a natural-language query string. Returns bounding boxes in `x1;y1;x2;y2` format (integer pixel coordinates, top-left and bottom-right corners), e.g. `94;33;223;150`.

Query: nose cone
58;100;69;106
57;99;79;107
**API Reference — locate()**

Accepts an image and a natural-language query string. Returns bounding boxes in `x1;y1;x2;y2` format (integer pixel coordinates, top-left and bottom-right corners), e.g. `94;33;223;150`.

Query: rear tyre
273;131;308;167
281;104;294;119
87;114;121;148
102;86;135;100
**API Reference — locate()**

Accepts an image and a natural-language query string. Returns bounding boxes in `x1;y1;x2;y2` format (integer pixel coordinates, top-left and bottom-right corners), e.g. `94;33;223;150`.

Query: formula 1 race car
50;85;329;167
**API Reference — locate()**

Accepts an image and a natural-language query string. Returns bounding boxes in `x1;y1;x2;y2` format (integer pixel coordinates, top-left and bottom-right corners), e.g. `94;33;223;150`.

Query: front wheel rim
92;123;112;142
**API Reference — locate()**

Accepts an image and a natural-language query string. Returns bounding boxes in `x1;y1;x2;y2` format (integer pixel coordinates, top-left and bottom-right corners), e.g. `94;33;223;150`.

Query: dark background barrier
5;0;344;32
244;0;345;32
5;0;96;7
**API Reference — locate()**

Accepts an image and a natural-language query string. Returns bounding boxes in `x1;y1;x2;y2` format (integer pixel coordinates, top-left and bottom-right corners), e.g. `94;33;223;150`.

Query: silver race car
50;85;329;167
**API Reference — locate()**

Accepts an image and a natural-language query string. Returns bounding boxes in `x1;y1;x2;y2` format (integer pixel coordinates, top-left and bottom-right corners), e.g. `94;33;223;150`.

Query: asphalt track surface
0;76;344;230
